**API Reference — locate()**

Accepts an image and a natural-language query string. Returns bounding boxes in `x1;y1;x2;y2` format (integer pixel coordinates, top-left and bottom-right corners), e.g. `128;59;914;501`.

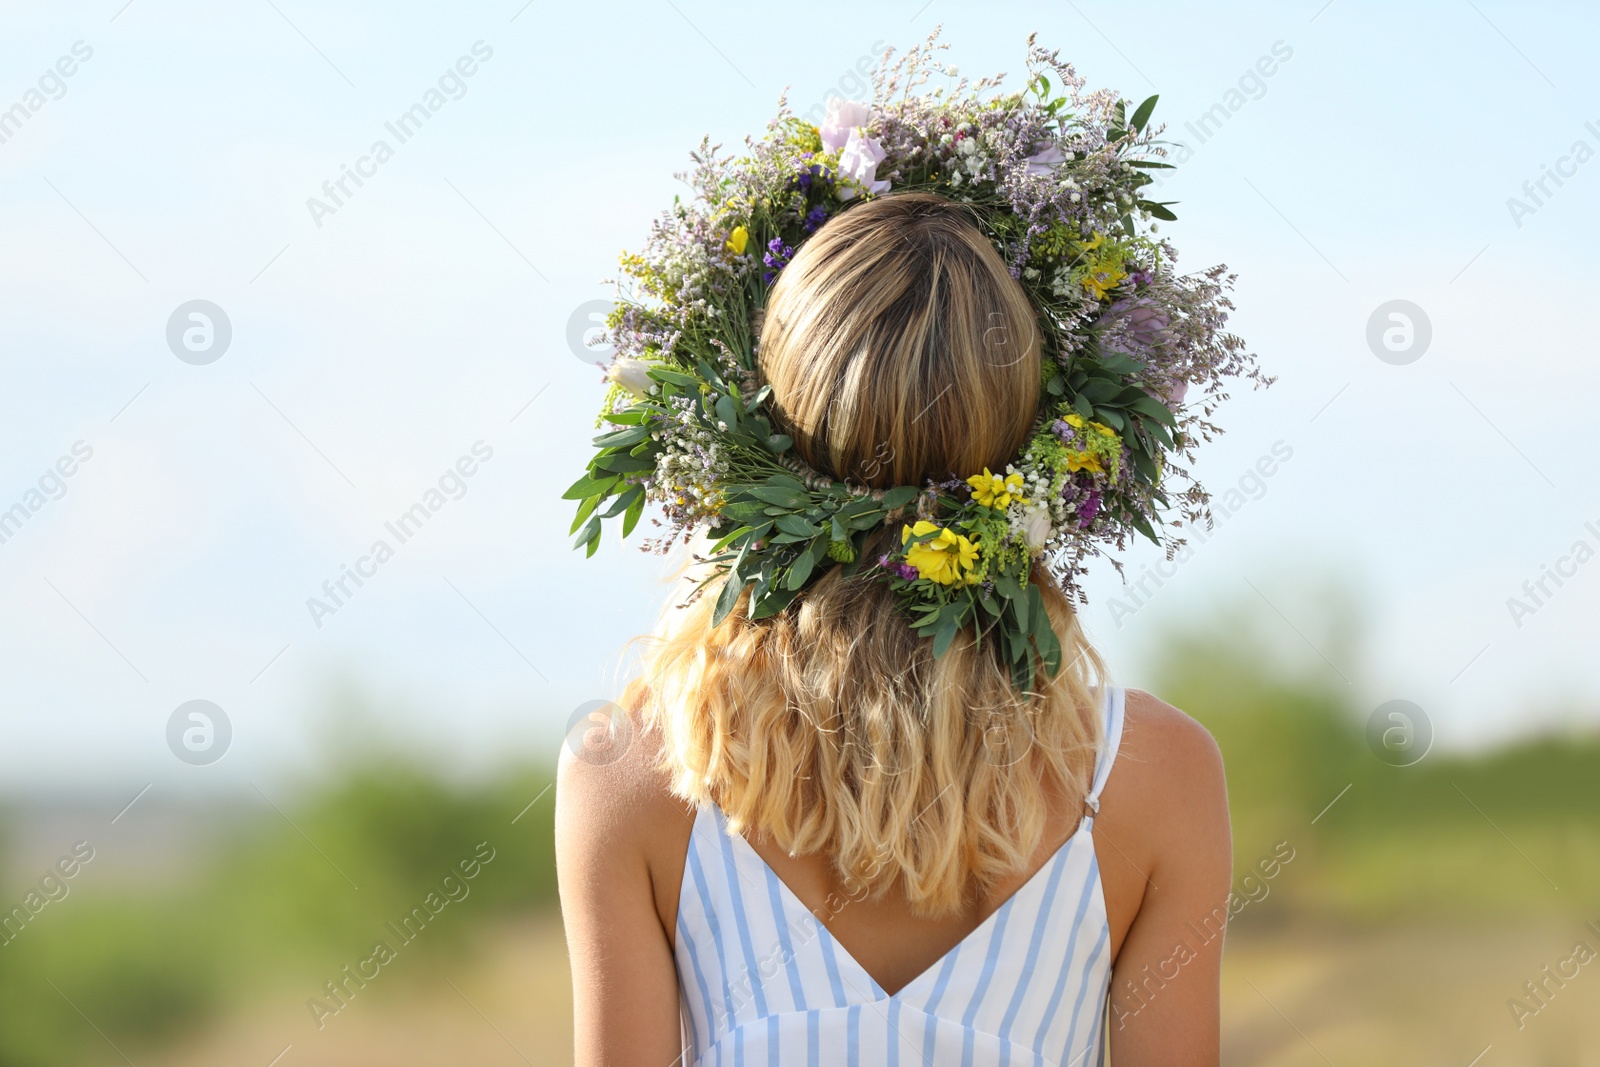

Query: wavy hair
622;192;1106;917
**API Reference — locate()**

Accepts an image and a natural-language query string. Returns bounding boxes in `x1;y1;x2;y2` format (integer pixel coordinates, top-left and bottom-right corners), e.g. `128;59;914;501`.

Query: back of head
759;191;1041;489
629;191;1104;918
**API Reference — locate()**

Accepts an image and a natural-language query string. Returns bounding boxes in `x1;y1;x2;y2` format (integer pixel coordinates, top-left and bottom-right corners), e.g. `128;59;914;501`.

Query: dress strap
1080;687;1126;828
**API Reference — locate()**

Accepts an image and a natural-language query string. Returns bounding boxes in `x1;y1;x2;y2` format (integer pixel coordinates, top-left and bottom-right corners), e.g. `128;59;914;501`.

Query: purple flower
820;99;873;153
836;128;890;201
1077;490;1101;527
803;204;828;233
876;553;919;582
1023;143;1067;177
792;161;832;194
763;237;794;283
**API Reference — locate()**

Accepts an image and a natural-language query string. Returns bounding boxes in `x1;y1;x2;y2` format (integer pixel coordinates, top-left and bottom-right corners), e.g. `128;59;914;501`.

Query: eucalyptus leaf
1129;94;1158;131
599;484;643;518
880;485;919;509
592;424;652;449
572;515;601;552
562;473;619;501
931;610;961;658
569;493;601;535
621;493;645;538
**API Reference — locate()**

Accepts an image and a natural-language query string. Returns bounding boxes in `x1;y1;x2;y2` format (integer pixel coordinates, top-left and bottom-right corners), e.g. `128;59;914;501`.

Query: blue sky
2;0;1597;795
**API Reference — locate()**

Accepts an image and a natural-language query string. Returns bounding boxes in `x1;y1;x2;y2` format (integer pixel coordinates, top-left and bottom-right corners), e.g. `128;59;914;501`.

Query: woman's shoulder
1101;686;1230;860
555;707;697;900
1114;687;1225;779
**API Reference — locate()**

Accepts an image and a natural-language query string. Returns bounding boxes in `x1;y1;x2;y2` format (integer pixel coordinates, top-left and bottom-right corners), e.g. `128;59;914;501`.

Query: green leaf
572;515;601;552
1129;395;1177;426
748;486;808;508
720;501;769;523
765;434;793;454
750;584;800;620
712;545;750;626
594;452;655;474
715;394;739;430
592;424;652;449
1142;417;1174;450
562;473;619;501
1081;378;1119;403
1072;395;1095;418
569;493;601;535
880;485;918;509
647;366;700;388
1096;351;1147;376
1140;200;1178;222
621;493;645;537
1129;511;1160;545
1129;94;1158;131
773;514;820;537
785;546;818;589
599;484;643;518
1130;446;1159;481
767;473;808;492
931;609;961;659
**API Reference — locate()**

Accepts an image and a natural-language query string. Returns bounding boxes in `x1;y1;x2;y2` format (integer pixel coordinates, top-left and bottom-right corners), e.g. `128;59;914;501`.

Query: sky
1;0;1597;797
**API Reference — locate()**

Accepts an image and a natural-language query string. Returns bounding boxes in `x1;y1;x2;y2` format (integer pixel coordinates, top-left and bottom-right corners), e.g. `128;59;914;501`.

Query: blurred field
3;597;1599;1066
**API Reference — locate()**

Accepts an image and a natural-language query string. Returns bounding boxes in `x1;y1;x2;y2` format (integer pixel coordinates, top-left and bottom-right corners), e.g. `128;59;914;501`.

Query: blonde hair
624;192;1105;917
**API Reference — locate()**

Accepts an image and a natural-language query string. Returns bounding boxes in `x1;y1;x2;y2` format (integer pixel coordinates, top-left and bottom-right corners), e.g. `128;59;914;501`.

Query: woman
557;192;1233;1065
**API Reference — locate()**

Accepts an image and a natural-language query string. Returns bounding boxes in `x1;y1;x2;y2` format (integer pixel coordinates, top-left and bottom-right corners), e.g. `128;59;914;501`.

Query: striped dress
672;687;1126;1066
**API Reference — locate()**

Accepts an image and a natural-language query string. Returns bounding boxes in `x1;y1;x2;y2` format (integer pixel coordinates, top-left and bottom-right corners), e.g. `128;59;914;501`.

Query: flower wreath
565;30;1269;692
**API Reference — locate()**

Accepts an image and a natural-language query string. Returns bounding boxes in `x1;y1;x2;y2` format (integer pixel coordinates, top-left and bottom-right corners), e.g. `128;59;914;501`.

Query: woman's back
558;685;1230;1066
673;687;1126;1065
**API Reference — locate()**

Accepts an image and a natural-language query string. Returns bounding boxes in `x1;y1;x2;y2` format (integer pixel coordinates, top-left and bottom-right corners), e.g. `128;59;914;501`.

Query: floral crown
565;31;1268;692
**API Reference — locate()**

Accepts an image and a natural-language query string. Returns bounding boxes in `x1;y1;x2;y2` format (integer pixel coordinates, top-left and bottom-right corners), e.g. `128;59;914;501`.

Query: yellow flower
901;521;979;586
1076;233;1128;300
1062;413;1117;438
726;225;749;255
966;467;1027;509
1065;451;1103;474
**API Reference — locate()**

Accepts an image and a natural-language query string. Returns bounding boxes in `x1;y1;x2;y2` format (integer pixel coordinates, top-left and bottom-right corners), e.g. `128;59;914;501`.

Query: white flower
1022;504;1052;551
836;127;891;201
819;99;873;153
605;356;653;398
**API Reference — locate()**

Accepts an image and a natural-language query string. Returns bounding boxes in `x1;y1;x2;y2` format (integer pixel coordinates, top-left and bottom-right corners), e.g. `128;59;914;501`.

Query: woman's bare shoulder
555;709;695;880
1101;688;1229;855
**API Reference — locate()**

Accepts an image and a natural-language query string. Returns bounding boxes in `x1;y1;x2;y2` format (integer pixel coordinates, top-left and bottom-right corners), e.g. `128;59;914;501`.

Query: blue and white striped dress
672;686;1126;1066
